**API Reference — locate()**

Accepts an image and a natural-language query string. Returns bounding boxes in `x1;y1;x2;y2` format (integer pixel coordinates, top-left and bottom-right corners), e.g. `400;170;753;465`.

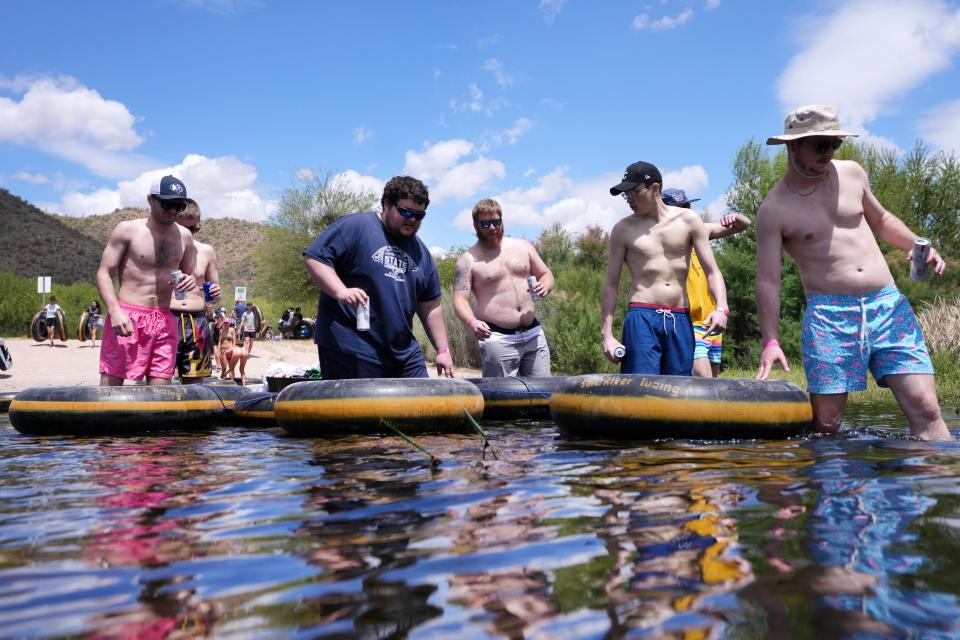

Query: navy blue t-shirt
303;211;442;366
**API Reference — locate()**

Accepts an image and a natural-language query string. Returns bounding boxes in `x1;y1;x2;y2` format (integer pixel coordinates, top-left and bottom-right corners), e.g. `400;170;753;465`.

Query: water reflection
1;407;959;637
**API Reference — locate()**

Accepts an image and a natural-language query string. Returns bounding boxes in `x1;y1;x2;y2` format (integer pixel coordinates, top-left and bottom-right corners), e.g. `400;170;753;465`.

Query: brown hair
471;198;502;223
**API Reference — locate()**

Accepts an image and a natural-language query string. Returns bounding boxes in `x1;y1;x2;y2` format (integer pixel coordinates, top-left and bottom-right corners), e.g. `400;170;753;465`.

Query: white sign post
37;276;51;306
234;286;247;302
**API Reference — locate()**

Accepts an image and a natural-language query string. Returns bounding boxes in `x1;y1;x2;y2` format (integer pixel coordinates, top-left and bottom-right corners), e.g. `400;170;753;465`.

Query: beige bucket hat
766;105;858;145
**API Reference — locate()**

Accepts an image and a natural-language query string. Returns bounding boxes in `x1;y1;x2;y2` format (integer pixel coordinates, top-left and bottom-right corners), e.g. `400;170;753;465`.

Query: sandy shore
0;337;477;392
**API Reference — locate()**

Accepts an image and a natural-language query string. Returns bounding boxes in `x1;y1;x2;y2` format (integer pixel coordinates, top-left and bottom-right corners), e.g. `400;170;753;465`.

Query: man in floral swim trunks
96;175;197;385
756;105;949;440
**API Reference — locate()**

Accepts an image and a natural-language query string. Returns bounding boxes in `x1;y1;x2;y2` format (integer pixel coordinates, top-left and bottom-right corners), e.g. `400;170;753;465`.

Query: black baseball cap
610;161;663;196
149;175;188;200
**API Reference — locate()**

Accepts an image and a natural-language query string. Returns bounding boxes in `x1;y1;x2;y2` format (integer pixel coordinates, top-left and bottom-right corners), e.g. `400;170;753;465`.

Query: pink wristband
436;347;450;355
716;307;729;316
763;340;780;349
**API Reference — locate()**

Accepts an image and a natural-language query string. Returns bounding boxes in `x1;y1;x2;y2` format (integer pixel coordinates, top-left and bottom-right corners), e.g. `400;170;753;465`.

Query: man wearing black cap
756;105;949;440
96;175;197;386
602;161;728;375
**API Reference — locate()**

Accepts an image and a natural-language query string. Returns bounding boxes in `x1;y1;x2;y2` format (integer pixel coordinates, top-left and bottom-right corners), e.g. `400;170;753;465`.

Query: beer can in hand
910;237;931;281
203;281;217;302
528;275;540;301
613;345;626;359
356;301;370;331
170;270;186;300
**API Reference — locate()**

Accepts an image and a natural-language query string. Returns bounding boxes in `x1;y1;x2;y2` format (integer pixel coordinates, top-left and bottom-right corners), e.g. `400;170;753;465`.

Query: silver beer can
613;345;626;359
527;275;539;301
170;270;186;300
356;301;370;331
910;237;931;281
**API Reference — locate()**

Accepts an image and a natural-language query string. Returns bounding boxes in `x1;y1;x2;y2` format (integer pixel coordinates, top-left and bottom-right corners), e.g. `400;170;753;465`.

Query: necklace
783;175;823;197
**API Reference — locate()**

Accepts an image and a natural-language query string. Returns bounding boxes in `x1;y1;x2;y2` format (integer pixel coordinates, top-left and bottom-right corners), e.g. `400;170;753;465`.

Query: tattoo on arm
453;259;471;292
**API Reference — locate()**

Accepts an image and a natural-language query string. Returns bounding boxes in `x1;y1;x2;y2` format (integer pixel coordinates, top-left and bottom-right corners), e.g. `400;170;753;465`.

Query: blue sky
3;0;960;253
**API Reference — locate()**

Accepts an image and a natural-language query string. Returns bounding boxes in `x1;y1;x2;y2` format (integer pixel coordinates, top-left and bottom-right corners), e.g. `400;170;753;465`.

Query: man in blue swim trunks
602;161;729;375
756;105;950;440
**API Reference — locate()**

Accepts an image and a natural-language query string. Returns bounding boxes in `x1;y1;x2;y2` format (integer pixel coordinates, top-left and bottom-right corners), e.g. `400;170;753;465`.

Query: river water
2;405;960;638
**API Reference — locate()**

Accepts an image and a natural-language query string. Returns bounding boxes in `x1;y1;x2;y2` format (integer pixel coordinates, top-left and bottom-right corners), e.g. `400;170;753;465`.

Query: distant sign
234;286;247;302
37;276;51;294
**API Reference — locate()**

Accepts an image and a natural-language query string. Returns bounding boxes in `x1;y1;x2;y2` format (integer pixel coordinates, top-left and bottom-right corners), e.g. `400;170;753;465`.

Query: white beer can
356;301;370;331
170;270;186;300
528;275;540;301
613;346;626;359
910;237;931;281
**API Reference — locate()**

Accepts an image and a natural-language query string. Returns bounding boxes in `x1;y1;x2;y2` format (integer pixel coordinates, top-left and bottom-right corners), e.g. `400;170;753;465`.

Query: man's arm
857;163;947;275
175;230;198;293
690;216;728;336
417;297;455;378
601;225;626;362
527;241;555;298
755;203;790;379
97;223;133;336
452;252;491;340
304;257;368;307
202;244;222;299
704;213;752;240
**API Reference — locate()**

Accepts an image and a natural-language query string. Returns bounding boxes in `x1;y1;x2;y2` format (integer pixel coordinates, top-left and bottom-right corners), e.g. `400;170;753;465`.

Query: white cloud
479;117;535;150
13;171;50;185
0;74;154;179
633;9;694;30
483;59;516;88
403;139;505;204
449;83;508;116
662;165;709;194
919;98;960;152
431;156;505;203
706;0;721;9
353;126;374;144
777;0;960;134
404;139;474;181
333;169;384;199
47;154;270;220
539;0;566;23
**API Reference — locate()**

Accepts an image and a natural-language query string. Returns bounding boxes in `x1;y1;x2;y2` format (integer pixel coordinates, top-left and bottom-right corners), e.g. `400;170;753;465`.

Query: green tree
535;223;575;268
573;224;609;271
254;170;378;302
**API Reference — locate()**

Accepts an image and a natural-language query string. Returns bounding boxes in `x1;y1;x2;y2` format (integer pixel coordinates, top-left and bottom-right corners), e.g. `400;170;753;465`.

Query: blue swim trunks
693;323;722;364
621;303;694;375
801;285;933;394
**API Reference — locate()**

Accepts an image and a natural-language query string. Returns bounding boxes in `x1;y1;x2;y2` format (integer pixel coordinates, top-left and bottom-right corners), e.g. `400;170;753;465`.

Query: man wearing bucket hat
602;161;728;375
662;188;751;377
755;105;949;440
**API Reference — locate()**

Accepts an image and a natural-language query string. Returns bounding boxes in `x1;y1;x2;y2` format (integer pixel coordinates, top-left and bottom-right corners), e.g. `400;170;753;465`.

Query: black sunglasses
808;138;844;154
156;198;187;213
479;218;503;229
395;204;426;221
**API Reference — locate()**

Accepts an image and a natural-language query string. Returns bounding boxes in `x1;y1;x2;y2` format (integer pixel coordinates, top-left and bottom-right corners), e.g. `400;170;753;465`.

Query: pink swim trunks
99;301;179;381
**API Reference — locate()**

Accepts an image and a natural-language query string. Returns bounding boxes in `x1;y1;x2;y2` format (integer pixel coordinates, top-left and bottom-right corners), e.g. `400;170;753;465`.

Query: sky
3;0;960;254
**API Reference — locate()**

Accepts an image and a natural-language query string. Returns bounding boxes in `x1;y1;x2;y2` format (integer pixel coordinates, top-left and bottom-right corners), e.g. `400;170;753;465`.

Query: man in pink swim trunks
96;175;198;385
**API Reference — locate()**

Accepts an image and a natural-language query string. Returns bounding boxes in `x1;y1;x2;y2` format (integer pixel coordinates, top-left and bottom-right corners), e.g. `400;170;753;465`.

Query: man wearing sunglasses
453;198;554;377
172;199;222;384
304;176;455;379
604;161;728;375
756;105;949;440
97;175;198;386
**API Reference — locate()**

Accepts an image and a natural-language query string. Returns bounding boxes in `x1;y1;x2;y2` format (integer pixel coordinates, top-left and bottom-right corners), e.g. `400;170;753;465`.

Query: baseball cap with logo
610;161;663;196
149;175;188;200
766;105;858;145
661;188;700;208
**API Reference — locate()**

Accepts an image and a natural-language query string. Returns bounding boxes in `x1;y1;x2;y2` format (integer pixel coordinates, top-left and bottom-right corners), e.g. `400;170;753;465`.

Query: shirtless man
96;175;197;386
172;199;222;384
453;198;554;377
755;105;949;440
602;161;728;375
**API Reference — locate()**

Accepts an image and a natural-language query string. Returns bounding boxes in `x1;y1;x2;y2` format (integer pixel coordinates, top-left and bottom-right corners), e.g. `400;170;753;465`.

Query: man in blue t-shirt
303;176;455;379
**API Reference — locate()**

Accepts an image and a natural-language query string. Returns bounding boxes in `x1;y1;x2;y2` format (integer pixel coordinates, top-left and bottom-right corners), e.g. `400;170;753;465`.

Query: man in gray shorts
453;198;554;377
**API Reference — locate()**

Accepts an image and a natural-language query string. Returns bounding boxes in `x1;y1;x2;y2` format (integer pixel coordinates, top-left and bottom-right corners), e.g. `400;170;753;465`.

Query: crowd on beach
84;104;950;440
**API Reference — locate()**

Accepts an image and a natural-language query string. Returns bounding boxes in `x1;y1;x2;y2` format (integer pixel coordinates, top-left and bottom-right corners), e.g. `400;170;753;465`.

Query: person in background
172;199;222;384
86;299;103;348
239;302;258;355
756;104;949;440
602;161;728;375
44;295;63;347
303;176;455;379
96;175;197;385
453;198;554;377
660;188;751;377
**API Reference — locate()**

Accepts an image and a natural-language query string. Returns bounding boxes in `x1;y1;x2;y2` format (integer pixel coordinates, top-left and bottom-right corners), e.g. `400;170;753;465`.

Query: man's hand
172;272;198;293
757;344;790;380
909;245;947;276
110;308;133;337
435;351;455;378
208;283;222;299
530;278;549;298
720;213;751;233
468;318;492;340
704;309;728;336
603;335;625;363
335;288;368;307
